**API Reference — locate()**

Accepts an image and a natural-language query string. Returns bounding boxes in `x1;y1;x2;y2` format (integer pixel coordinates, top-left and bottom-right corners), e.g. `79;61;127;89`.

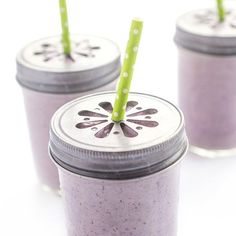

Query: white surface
0;0;236;235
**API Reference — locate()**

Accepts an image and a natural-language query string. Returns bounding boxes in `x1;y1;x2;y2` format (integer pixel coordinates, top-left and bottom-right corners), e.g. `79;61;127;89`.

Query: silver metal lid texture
175;9;236;55
16;35;121;93
49;92;188;180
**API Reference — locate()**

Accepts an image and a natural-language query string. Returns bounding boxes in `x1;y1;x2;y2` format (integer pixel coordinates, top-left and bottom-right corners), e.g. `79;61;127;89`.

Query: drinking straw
112;19;143;122
59;0;71;55
216;0;225;22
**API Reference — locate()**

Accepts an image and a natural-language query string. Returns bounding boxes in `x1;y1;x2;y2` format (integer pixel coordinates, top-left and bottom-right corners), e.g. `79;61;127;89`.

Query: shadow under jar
175;9;236;158
49;92;188;236
16;35;121;191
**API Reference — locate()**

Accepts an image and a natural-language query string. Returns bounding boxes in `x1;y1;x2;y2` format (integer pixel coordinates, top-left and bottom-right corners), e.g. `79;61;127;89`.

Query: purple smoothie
22;83;116;190
60;164;181;236
49;92;188;235
175;9;236;157
16;35;120;190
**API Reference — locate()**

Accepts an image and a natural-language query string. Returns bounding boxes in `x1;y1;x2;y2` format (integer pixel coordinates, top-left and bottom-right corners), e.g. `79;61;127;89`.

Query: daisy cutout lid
51;92;184;151
17;35;120;72
175;9;236;55
176;9;236;38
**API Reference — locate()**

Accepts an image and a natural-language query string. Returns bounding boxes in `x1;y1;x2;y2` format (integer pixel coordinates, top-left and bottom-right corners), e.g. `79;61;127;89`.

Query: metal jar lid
49;92;188;180
16;35;121;93
174;9;236;55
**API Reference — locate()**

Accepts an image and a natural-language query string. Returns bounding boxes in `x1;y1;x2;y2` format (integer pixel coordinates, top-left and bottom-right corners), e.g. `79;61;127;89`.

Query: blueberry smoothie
175;9;236;157
49;92;188;235
16;35;120;190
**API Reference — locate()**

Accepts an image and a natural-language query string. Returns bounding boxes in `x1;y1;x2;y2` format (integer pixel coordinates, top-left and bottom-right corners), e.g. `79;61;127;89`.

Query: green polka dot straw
112;18;143;122
59;0;71;55
216;0;225;22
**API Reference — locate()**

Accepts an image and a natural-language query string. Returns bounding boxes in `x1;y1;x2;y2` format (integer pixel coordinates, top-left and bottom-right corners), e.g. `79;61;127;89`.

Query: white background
1;0;236;235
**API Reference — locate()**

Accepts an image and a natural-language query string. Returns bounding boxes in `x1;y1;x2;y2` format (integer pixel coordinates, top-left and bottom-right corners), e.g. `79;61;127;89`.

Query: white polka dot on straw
133;46;138;52
123;72;129;78
123;88;128;94
114;112;119;117
133;29;139;35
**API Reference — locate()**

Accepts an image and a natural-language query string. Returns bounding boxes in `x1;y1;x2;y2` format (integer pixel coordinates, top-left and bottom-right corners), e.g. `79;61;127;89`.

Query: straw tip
132;17;143;23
